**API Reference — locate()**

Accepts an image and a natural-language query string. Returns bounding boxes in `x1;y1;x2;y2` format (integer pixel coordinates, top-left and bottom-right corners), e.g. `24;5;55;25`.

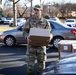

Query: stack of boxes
58;40;76;59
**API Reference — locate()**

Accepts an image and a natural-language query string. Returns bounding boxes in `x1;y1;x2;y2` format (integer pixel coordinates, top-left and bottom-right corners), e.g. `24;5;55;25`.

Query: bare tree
3;0;12;17
10;0;33;26
17;4;28;17
10;0;20;26
17;0;32;17
5;0;20;26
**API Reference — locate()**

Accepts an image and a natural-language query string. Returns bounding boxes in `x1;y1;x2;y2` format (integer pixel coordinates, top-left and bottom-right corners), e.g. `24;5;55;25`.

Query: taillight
71;30;76;34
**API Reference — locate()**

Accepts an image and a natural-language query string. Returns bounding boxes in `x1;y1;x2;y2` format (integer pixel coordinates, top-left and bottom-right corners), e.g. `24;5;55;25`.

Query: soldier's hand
47;39;51;43
27;36;31;42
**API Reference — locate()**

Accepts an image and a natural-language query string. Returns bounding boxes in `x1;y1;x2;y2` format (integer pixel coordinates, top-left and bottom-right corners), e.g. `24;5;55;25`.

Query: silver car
0;20;76;48
49;20;76;48
0;25;27;46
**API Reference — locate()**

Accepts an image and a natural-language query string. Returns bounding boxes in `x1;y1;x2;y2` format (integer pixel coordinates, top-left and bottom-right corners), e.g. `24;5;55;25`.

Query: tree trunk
13;0;17;27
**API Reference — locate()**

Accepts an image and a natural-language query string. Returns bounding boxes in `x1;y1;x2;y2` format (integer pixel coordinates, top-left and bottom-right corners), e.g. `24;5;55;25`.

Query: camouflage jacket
23;15;51;37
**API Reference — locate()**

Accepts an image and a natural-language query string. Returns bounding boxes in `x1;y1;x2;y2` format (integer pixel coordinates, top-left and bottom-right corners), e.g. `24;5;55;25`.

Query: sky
19;0;76;7
31;0;76;5
41;0;76;4
2;0;76;8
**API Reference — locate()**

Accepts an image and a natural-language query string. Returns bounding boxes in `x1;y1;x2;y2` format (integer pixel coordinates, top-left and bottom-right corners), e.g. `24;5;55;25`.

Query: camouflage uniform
23;15;51;75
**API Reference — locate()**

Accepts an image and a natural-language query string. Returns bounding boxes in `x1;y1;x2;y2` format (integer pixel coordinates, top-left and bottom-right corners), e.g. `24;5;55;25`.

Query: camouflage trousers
26;46;46;75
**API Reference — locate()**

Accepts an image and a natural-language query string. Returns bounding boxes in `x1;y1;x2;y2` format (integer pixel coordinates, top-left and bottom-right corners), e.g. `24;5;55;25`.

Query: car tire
4;36;16;46
52;37;63;48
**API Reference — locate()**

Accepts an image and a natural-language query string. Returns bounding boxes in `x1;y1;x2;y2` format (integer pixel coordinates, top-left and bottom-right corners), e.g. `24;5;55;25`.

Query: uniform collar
32;15;43;20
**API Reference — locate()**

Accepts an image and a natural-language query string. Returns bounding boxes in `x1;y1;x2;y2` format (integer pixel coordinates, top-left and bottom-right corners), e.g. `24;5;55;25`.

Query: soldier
23;5;51;75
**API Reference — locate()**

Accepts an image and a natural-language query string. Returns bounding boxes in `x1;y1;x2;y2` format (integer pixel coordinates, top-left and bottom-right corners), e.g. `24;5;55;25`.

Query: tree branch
14;0;20;4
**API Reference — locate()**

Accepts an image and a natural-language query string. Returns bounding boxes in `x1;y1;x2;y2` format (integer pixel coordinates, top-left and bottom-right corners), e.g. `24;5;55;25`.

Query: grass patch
0;26;17;32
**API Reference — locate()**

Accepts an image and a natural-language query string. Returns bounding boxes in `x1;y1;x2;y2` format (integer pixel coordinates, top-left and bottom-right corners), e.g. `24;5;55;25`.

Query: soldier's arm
46;20;53;42
46;20;51;30
22;19;30;37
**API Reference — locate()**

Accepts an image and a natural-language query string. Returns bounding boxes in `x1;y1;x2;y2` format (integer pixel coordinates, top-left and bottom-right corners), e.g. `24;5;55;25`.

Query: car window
6;18;12;20
49;21;65;29
49;22;55;29
66;20;75;22
17;19;20;22
50;18;56;21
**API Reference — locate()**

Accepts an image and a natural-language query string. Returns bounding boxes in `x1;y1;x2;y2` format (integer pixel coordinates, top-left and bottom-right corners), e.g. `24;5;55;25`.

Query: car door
15;26;27;44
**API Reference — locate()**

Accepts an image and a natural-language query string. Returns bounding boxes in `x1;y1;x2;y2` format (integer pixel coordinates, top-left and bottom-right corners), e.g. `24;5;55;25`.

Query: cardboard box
60;52;73;59
58;40;76;59
58;43;72;52
72;44;76;52
29;28;51;46
58;40;76;52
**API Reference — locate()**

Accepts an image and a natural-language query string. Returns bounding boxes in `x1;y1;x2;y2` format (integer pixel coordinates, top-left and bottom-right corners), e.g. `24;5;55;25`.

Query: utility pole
13;0;17;26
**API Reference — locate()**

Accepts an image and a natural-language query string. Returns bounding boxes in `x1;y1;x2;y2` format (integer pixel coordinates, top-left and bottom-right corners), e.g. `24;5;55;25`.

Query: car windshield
50;18;56;21
6;18;12;20
66;20;75;22
17;19;20;22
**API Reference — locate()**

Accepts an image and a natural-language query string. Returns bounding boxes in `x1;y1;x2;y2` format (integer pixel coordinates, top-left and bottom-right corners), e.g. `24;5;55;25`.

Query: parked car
0;21;76;47
4;17;13;24
49;17;61;23
1;17;6;23
0;18;2;23
49;20;76;48
65;19;76;27
17;18;26;26
0;25;53;47
9;18;26;26
0;25;27;46
41;52;76;75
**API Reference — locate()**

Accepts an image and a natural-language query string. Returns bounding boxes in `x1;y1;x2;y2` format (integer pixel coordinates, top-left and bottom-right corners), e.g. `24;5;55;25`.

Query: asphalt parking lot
0;44;59;75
